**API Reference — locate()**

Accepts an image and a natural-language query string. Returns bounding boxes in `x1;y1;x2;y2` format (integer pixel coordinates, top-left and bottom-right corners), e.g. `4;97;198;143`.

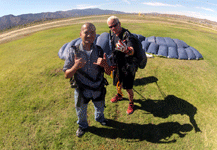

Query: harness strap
71;44;104;83
71;44;108;107
75;74;107;105
77;69;103;82
75;73;106;91
116;80;123;96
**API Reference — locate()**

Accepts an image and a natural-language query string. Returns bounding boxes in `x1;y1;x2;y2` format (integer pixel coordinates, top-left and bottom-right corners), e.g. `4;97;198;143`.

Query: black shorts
113;69;135;89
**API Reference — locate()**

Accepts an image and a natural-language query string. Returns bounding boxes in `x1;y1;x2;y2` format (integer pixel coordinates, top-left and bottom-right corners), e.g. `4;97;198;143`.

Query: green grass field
0;14;217;149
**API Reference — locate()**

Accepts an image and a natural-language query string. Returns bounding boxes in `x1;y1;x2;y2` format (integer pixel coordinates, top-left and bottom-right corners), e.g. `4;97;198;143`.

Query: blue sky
0;0;217;22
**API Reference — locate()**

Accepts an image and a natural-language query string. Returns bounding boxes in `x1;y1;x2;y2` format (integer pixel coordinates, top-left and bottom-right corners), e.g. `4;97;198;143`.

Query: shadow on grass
133;76;201;132
134;76;158;86
134;95;202;133
96;76;201;142
88;120;193;143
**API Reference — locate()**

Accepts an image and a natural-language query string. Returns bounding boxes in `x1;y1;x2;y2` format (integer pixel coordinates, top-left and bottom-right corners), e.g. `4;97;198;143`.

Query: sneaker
100;119;109;126
76;127;85;137
126;102;134;115
111;94;123;103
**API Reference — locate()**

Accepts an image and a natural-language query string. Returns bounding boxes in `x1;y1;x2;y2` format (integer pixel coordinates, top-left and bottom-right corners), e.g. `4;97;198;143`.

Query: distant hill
0;8;125;31
1;8;217;32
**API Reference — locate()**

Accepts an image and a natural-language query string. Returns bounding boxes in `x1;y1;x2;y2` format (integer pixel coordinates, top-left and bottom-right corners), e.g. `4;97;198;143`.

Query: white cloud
196;7;215;12
122;0;130;4
76;2;121;9
76;4;99;9
186;0;217;6
142;2;182;7
160;10;217;22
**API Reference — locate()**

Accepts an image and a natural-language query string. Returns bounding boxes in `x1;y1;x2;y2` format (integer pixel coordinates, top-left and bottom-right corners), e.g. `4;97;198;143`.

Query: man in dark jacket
107;16;137;115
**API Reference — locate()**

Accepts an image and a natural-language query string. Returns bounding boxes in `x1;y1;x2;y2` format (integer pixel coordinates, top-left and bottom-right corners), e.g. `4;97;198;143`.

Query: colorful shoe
110;94;123;103
126;102;134;115
76;127;85;137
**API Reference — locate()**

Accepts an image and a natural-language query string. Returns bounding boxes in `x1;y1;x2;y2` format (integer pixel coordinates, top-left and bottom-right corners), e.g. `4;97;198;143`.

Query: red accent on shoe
126;102;134;115
110;94;123;103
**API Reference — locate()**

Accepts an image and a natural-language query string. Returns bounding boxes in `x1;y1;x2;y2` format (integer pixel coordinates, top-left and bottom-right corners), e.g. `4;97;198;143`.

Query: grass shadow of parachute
58;32;203;60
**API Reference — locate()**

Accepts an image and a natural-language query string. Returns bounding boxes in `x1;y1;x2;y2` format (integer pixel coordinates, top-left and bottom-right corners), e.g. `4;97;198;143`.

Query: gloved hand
115;40;128;53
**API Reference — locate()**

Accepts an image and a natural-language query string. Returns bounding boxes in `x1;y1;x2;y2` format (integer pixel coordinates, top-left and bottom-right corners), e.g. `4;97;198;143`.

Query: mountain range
1;8;217;32
0;8;125;31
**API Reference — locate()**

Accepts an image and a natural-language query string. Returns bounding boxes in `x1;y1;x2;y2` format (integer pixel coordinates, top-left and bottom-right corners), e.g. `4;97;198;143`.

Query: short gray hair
107;16;120;24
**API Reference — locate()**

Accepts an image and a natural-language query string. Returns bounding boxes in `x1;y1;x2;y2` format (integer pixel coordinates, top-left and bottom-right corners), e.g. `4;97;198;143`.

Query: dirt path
0;15;216;44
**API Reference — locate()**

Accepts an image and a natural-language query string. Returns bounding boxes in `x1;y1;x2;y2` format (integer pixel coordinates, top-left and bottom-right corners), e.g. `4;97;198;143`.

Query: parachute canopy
58;32;203;60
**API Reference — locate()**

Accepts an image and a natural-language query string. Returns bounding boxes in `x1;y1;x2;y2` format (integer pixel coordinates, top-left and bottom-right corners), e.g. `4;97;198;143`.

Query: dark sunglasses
109;22;119;28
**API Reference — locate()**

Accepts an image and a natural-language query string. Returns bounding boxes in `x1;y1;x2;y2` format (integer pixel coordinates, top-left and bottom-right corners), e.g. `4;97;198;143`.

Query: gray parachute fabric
147;43;159;54
164;37;177;47
178;48;188;59
58;32;203;60
189;46;203;59
168;46;178;59
146;36;156;43
158;45;168;57
141;36;203;60
58;38;80;60
141;41;150;52
96;32;112;57
156;37;166;46
137;34;146;42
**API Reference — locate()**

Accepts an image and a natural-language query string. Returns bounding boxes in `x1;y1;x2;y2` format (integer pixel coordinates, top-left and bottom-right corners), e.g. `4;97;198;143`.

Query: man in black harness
107;16;137;115
63;23;112;137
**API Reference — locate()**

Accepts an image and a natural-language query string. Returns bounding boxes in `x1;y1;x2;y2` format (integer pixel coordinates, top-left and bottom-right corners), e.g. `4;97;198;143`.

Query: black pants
113;67;135;89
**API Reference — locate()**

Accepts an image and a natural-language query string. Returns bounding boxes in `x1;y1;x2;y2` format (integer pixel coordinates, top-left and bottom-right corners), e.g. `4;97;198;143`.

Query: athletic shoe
126;102;134;115
100;119;109;126
76;127;85;137
110;94;123;103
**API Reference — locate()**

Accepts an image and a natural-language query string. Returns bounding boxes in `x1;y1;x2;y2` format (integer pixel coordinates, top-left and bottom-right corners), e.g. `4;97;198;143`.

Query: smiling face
107;19;122;35
80;23;96;45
